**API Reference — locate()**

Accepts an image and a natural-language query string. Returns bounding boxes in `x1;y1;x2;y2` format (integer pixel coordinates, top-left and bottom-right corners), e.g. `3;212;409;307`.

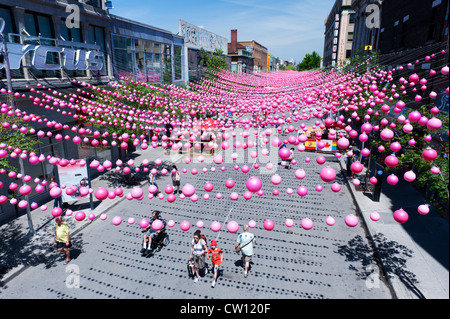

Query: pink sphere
167;194;176;202
243;191;253;200
182;183;196;197
74;211;86;221
331;183;341;192
248;220;256;228
301;218;313;230
211;221;222;232
112;216;122;226
385;155;399;168
380;128;394;141
370;212;380;221
403;170;416;182
94;187;109;200
417;204;430;215
51;207;63;217
285;219;294;227
320;167;336;183
227;221;240;233
278;147;291;160
263;219;275;231
427;117;442;131
393;209;409;223
204;182;214;192
130;187;143;199
422;148;437;161
230;192;239;200
139;218;149;229
350;161;364;174
167;220;175;227
271;174;282;185
49;187;62;198
326;216;335;226
88;213;96;221
180;220;191;231
246;177;262;193
19;184;32;196
316;156;326;165
225;178;235;189
345;214;358;227
152;219;164;231
297;186;308;197
295;169;306;180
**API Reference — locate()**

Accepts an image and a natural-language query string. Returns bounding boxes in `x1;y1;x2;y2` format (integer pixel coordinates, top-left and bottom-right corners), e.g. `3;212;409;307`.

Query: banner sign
0;35;104;71
304;139;337;152
57;160;89;203
178;20;228;53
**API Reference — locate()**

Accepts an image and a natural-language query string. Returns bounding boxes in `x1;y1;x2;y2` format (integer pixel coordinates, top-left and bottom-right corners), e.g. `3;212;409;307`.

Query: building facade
178;19;228;82
0;0;186;223
227;29;267;73
350;0;381;56
323;0;355;67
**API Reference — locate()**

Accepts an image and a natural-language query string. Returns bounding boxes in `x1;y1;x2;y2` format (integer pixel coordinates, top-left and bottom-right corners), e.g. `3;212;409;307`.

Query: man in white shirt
235;225;255;278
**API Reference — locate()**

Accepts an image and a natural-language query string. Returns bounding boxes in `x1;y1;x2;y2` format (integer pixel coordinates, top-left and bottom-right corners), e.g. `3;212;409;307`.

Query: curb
337;158;398;299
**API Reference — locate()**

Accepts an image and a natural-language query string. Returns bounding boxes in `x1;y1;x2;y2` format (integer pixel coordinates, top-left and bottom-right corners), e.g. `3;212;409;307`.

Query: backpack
200;234;207;245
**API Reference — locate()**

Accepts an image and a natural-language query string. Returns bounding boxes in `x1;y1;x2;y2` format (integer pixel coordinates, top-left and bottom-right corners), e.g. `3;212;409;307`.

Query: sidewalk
0;145;185;286
338;157;449;299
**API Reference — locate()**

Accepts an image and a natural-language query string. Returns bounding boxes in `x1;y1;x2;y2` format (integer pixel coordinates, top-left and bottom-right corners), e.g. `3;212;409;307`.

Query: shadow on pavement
335;234;425;299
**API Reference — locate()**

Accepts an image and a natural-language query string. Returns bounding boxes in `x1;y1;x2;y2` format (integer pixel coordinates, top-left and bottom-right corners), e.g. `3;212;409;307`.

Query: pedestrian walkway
0;145;185;285
337;157;449;299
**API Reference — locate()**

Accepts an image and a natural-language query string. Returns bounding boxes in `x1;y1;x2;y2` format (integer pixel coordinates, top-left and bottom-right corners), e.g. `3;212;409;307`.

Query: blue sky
110;0;336;64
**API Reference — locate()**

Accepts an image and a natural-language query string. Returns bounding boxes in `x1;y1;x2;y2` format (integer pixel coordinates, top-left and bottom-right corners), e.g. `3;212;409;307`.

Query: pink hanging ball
227;221;239;233
326;216;335;226
112;216;122;226
320;167;336;183
211;221;221;232
285;219;294;227
74;211;86;221
393;209;409;223
263;219;275;231
301;218;313;230
417;204;430;215
345;214;358;227
370;212;380;221
248;220;256;228
180;220;191;231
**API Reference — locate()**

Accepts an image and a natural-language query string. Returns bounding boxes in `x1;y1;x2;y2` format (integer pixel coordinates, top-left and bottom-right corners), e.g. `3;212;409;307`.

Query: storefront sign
0;40;104;71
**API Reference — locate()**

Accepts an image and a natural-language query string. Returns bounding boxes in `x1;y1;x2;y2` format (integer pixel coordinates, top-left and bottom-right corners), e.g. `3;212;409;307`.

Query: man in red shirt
207;240;223;288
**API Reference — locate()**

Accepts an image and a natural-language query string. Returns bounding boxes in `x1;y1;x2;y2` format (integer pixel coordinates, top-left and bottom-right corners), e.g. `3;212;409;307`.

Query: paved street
0;148;393;299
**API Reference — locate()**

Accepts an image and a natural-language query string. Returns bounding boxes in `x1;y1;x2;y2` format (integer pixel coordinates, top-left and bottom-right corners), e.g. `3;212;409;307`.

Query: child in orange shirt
206;240;223;288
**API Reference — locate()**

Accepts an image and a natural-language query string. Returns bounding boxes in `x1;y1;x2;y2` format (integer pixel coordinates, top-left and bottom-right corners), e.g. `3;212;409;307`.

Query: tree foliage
200;48;229;72
297;51;321;71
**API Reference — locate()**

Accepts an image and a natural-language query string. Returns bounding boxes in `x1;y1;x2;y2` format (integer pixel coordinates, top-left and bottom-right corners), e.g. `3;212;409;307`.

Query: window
113;36;132;50
23;12;58;78
174;45;182;80
347;32;353;41
400;21;408;48
427;6;439;41
88;25;107;76
0;6;21;78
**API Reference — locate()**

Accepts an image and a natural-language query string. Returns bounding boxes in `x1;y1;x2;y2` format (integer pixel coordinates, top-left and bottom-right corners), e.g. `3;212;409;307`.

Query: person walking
206;240;223;288
189;230;208;283
235;225;255;278
148;166;159;194
54;217;71;264
171;165;181;194
286;147;294;169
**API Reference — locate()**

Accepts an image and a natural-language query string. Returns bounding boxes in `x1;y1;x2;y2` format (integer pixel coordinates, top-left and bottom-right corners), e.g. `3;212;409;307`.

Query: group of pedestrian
148;165;181;195
188;224;256;288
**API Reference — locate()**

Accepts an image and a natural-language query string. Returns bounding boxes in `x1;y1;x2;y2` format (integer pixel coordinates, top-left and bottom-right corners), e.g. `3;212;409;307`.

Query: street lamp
0;17;35;236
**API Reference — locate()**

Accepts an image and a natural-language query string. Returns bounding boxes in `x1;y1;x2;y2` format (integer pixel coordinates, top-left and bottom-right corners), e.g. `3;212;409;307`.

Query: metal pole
1;19;35;235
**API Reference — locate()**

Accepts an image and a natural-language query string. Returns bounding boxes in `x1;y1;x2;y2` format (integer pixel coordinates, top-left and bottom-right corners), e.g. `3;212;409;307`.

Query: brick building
228;29;268;73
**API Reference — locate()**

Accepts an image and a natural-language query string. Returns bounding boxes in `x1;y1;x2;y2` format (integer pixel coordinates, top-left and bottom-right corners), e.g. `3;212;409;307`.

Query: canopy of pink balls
0;49;448;230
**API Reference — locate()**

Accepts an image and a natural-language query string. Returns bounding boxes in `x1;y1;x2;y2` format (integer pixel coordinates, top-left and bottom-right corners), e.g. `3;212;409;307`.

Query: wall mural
178;20;228;53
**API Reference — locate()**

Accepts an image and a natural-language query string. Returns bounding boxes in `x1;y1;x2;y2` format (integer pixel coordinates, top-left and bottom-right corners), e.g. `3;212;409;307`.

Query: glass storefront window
162;54;172;84
135;39;144;51
89;25;107;76
135;51;145;82
152;42;160;54
144;41;152;52
113;36;132;50
114;49;133;79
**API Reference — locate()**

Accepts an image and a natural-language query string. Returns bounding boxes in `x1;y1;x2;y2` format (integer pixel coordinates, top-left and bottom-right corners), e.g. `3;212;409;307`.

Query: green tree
200;48;229;72
297;51;321;71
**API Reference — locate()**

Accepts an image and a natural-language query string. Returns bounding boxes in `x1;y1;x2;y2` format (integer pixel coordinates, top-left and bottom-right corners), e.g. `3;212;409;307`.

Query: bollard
372;169;383;202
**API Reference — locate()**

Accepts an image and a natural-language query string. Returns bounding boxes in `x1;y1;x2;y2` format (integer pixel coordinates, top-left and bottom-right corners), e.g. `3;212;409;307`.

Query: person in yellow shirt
54;217;71;264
